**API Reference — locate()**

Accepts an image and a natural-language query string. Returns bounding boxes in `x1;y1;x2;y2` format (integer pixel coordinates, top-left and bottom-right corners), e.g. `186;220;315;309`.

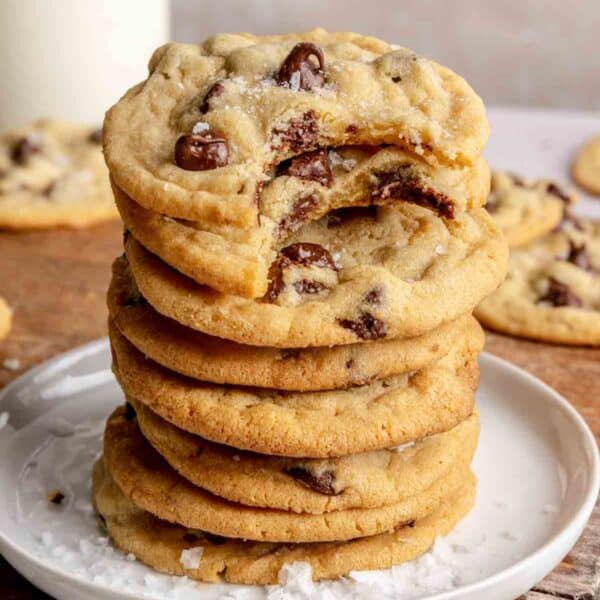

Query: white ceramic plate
0;339;597;600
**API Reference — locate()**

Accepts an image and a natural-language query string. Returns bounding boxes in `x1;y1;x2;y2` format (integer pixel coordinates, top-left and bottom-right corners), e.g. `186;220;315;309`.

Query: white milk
0;0;170;132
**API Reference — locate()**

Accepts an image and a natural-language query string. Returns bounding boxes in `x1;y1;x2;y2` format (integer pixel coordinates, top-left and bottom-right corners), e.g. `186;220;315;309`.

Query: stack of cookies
95;30;508;585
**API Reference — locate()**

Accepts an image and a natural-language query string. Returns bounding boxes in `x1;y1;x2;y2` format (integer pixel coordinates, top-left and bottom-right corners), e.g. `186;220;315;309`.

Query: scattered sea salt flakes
180;546;204;570
2;357;20;370
393;441;415;453
289;71;301;92
434;245;446;255
163;182;170;192
0;412;9;430
192;121;210;134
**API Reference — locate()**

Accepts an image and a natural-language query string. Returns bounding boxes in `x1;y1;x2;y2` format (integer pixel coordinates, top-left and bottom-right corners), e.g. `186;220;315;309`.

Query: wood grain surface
0;224;598;599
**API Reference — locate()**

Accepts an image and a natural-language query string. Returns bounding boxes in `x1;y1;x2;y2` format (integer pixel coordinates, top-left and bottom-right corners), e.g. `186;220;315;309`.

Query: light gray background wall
172;0;600;110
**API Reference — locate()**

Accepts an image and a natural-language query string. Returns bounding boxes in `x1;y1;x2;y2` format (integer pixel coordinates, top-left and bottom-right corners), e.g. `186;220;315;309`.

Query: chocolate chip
293;279;328;295
42;180;58;197
11;136;41;164
537;277;582;308
124;402;136;421
371;168;454;218
277;149;332;187
345;358;354;369
174;132;229;171
272;110;319;152
285;466;339;495
204;532;227;545
394;519;416;531
565;241;592;271
337;312;387;340
47;490;65;505
276;43;325;91
264;242;337;302
546;182;571;204
346;124;358;134
327;205;377;228
364;287;383;306
89;128;103;144
199;81;225;113
279;194;318;236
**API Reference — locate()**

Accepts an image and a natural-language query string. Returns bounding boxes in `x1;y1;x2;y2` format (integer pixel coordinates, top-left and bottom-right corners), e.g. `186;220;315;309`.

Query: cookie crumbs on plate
2;358;20;370
47;489;65;505
180;546;204;570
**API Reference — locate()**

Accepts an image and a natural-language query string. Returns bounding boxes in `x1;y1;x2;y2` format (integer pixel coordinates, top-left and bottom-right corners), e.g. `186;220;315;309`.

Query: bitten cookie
476;217;600;345
131;399;479;514
485;171;573;248
110;323;483;457
104;29;488;228
0;120;116;229
93;459;476;585
571;134;600;196
102;409;473;543
109;255;477;391
124;204;507;348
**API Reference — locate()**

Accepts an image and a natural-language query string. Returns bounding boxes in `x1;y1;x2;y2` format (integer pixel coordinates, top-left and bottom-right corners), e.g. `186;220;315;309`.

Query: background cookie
131;400;479;513
102;410;473;543
0;297;11;341
485;171;573;248
109;255;477;390
124;205;507;347
475;218;600;345
571;134;600;195
110;324;482;457
93;459;476;585
0;120;117;229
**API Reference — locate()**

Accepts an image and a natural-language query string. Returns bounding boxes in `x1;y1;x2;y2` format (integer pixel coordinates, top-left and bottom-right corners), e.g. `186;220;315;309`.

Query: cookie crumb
47;489;65;505
2;358;20;370
180;546;204;569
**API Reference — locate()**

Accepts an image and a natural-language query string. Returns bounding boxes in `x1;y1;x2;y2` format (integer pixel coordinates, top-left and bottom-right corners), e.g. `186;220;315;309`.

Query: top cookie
485;171;573;248
104;29;489;227
0;120;116;229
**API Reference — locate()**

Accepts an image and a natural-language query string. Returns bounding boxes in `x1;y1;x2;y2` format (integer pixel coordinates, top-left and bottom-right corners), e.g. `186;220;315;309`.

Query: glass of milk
0;0;170;132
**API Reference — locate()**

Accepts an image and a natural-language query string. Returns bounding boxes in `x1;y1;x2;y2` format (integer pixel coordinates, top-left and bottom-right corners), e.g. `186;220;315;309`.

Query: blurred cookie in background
0;120;116;229
571;135;600;196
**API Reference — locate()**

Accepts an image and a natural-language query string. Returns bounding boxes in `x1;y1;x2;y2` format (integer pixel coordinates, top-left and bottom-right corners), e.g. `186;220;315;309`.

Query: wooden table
0;224;598;599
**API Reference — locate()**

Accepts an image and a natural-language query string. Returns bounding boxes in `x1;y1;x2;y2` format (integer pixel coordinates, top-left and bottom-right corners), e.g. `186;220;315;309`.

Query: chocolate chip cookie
123;204;507;348
104;29;488;232
485;171;574;248
109;254;478;390
0;120;116;229
571;134;600;195
101;408;473;543
130;399;479;513
93;459;476;585
476;217;600;344
110;323;482;457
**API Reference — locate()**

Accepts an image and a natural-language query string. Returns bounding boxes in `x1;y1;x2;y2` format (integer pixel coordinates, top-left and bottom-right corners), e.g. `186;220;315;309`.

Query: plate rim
0;340;597;600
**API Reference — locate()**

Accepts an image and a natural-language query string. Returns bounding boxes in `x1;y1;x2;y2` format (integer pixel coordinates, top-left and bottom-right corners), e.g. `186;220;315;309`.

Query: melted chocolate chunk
337;312;387;340
174;132;229;171
200;81;225;113
371;168;454;218
566;241;593;271
276;42;325;91
264;242;337;302
293;279;328;295
277;149;332;187
364;287;384;306
285;467;339;495
89;128;103;144
537;277;582;308
327;205;377;228
345;124;358;134
12;136;41;164
47;490;65;505
279;194;318;236
546;182;571;204
272;110;319;152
